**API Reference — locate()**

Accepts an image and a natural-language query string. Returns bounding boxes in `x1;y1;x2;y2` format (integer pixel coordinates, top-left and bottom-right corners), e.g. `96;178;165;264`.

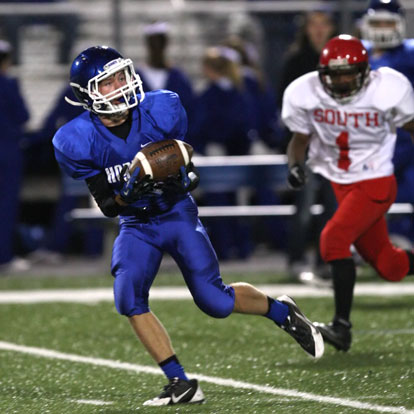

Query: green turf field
0;274;413;413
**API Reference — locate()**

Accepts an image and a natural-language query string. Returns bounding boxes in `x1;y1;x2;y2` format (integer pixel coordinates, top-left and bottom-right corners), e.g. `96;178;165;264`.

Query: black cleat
314;319;352;352
277;295;324;359
143;377;205;406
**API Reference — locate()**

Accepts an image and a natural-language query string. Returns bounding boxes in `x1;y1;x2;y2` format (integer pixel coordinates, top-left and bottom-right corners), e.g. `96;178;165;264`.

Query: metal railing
65;154;414;221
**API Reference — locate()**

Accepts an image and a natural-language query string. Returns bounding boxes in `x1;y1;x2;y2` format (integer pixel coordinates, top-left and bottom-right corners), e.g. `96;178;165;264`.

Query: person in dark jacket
279;10;338;283
279;10;336;104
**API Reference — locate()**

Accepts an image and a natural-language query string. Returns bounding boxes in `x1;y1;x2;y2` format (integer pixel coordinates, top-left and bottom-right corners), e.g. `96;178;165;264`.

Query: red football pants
320;175;409;281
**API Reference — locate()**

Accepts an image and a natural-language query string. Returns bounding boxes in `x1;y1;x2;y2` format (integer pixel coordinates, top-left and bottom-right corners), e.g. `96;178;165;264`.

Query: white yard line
70;399;113;406
1;283;414;304
0;341;412;414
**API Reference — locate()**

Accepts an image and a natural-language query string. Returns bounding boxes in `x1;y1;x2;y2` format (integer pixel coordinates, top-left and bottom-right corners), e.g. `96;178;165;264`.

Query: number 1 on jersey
336;131;351;171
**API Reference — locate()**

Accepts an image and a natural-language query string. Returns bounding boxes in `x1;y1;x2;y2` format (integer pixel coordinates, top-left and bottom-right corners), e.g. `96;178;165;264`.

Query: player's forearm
86;173;123;218
287;132;310;167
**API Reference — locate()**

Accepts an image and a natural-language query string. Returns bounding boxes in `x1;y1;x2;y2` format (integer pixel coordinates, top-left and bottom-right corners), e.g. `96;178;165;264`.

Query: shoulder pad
283;71;320;110
403;38;414;50
376;66;411;86
372;67;412;110
140;90;186;134
52;112;95;160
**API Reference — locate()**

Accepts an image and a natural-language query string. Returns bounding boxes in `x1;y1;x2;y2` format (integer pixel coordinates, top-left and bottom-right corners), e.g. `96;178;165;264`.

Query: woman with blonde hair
201;46;243;90
188;45;254;260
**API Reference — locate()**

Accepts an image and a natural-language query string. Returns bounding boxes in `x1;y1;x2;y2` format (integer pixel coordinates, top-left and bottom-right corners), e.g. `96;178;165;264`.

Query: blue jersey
41;85;85;140
53;89;188;217
53;88;235;319
363;39;414;179
363;39;414;85
136;67;194;116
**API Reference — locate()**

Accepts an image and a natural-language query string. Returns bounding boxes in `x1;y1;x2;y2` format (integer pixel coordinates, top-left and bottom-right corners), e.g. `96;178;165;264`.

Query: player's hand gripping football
119;165;154;204
287;163;307;190
159;162;200;194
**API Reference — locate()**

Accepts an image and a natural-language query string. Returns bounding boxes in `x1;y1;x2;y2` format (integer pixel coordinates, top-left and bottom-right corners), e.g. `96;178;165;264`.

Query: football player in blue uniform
52;46;324;406
361;0;414;242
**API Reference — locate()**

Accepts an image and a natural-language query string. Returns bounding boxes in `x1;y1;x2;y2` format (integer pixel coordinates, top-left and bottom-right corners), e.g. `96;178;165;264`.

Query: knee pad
320;221;352;262
192;283;235;318
113;272;149;316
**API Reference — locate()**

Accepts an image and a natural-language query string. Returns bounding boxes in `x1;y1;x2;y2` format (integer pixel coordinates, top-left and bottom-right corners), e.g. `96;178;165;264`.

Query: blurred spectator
189;46;252;155
23;85;82;175
188;46;254;260
135;21;194;119
248;3;297;93
23;85;103;262
279;9;337;107
0;40;30;272
360;0;414;247
279;10;338;282
222;35;282;151
222;35;287;252
0;0;79;65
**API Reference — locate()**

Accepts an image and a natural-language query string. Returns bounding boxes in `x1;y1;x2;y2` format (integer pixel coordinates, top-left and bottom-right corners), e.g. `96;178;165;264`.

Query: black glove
159;162;200;194
119;166;154;204
287;163;307;190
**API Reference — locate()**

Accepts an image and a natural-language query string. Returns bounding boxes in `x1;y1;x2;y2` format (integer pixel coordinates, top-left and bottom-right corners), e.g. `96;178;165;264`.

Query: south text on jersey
314;108;380;128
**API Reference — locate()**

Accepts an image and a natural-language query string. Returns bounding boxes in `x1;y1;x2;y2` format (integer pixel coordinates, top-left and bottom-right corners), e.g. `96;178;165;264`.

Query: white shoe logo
141;141;151;148
171;388;192;404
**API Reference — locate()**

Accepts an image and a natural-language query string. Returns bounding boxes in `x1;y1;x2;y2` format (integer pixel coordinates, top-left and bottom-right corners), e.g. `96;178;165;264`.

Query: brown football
129;139;193;181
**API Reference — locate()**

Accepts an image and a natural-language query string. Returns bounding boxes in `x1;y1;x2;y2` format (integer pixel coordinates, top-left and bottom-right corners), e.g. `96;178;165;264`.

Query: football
129;139;193;181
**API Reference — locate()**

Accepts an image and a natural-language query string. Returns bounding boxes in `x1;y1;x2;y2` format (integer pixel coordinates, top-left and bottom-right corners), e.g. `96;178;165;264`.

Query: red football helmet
318;35;370;102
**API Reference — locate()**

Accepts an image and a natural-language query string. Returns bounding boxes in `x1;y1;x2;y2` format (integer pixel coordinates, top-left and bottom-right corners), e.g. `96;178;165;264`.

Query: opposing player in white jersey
282;34;414;352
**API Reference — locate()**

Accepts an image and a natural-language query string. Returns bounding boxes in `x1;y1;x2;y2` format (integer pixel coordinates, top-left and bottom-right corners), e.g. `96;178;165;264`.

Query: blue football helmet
360;0;405;48
65;45;145;115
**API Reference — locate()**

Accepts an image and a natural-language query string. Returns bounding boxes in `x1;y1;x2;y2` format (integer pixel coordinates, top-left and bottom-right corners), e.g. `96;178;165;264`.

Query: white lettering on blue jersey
106;162;131;183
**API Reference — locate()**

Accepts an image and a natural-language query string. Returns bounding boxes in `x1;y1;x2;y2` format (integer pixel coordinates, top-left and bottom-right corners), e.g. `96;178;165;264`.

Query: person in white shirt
282;34;414;352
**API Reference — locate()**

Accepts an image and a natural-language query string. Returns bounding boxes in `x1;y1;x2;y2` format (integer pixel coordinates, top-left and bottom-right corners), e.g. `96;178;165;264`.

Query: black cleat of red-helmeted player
314;319;352;352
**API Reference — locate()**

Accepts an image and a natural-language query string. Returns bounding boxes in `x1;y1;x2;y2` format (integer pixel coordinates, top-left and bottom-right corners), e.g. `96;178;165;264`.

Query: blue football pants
111;197;235;318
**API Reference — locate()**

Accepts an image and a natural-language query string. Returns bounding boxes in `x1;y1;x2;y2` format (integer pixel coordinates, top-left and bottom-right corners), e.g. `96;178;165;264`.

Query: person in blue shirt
0;40;30;271
24;84;103;261
222;35;282;150
23;85;84;175
360;0;414;244
189;46;253;156
53;45;324;406
221;35;287;252
135;21;194;120
188;45;255;260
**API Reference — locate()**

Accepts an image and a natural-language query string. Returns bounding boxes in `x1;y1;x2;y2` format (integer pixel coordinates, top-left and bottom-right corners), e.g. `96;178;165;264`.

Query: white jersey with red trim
281;67;414;184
